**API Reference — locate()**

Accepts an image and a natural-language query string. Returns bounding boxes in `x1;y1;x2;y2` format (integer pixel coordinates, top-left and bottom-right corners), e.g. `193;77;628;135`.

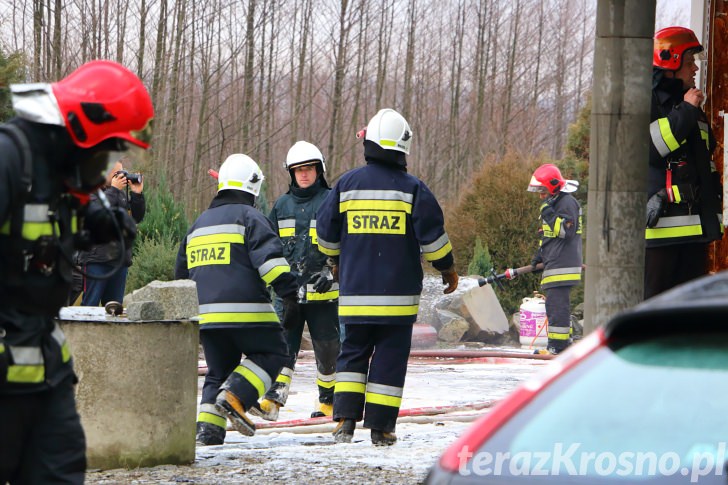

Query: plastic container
519;294;548;349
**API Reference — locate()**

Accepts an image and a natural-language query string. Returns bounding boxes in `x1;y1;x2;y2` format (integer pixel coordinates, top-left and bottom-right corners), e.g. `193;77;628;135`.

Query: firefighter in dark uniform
175;154;300;446
528;163;583;355
316;109;458;445
0;60;153;484
250;141;340;422
645;26;723;299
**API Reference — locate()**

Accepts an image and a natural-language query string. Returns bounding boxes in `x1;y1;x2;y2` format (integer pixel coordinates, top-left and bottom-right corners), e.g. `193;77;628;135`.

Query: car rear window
463;333;728;483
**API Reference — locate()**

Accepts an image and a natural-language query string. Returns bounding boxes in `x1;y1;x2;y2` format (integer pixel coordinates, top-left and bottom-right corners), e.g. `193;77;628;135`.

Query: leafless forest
0;0;595;212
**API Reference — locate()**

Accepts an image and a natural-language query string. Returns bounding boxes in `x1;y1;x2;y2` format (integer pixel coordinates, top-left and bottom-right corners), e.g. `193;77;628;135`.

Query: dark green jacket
269;180;338;303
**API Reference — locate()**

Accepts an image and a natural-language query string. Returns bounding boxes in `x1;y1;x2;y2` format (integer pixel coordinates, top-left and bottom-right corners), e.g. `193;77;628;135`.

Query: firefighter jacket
269;179;338;303
175;190;298;330
78;186;145;266
533;192;583;290
315;161;454;325
0;120;80;394
646;73;723;248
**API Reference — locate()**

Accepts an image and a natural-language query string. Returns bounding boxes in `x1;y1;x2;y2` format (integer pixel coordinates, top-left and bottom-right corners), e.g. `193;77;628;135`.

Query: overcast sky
656;0;691;30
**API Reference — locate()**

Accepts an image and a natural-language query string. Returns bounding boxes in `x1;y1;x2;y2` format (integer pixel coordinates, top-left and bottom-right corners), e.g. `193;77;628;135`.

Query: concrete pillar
58;307;199;470
583;0;656;333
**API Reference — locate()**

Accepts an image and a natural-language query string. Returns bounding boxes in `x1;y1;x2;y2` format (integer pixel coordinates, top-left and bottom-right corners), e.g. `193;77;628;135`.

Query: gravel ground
85;354;543;484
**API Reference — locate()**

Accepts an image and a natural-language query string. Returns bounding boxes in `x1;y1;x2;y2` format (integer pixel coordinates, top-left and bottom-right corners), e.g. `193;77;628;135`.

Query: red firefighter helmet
51;60;154;149
653;27;702;71
528;164;565;195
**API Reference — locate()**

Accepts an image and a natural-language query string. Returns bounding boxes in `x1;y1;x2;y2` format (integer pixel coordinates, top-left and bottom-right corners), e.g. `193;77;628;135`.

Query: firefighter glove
646;188;667;228
281;295;301;330
441;267;459;294
531;251;543;269
311;267;334;293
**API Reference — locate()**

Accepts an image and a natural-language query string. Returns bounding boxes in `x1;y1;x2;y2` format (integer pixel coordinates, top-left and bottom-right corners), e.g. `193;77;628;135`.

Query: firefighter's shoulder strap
0;124;33;254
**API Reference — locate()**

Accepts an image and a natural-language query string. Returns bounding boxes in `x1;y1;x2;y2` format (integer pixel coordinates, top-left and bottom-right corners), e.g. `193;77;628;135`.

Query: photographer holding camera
78;159;145;306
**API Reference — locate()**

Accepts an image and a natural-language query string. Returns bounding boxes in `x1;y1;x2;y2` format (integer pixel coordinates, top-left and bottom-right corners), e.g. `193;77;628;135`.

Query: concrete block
124;280;199;320
58;307;199;470
461;284;509;336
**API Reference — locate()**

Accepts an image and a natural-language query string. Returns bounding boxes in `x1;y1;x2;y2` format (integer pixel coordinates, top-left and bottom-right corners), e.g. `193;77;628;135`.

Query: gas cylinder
519;294;548;349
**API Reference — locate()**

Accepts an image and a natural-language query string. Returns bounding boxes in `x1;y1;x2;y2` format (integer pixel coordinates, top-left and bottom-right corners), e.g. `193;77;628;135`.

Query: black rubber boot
195;421;225;446
333;418;356;443
371;429;397;446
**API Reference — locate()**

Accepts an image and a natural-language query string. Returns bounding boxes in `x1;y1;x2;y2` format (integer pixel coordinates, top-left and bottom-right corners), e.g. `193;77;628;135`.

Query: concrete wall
59;310;199;470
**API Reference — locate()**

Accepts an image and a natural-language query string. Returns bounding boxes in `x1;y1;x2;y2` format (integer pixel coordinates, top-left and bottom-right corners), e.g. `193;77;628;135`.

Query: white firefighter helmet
217;154;265;196
285;141;326;173
365;108;412;154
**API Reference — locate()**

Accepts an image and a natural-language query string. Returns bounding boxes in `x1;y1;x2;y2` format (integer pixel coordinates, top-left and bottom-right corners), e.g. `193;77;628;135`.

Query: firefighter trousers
267;302;340;405
544;286;572;352
644;243;708;299
0;375;86;484
333;324;413;433
199;327;288;432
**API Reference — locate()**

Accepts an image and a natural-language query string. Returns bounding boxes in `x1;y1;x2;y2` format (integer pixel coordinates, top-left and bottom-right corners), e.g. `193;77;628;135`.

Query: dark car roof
604;270;728;340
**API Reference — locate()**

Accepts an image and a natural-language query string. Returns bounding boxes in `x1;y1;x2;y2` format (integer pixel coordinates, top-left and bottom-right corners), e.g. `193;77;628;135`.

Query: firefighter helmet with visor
364;108;412;154
285;141;326;173
653;26;703;71
218;154;265;196
528;164;566;195
51;60;154;149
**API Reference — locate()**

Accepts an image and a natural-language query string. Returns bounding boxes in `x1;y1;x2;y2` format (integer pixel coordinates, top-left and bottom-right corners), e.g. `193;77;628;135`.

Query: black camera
118;170;142;184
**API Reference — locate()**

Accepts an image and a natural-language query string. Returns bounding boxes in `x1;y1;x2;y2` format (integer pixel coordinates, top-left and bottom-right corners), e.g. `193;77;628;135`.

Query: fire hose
231;400;497;434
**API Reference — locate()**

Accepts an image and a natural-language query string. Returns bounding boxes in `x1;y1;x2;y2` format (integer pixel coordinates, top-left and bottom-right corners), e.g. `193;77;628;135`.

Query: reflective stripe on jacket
315;163;453;325
175;194;297;329
646;74;723;247
535;193;583;290
269;180;338;303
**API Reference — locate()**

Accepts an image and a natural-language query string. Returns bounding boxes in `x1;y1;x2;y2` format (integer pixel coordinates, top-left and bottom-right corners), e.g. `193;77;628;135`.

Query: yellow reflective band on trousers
317;377;336;389
366;392;402;408
548;328;572;340
198;411;227;429
276;373;292;385
233;361;271;398
366;382;404;408
645;214;703;240
335;371;366;394
335;381;366;394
